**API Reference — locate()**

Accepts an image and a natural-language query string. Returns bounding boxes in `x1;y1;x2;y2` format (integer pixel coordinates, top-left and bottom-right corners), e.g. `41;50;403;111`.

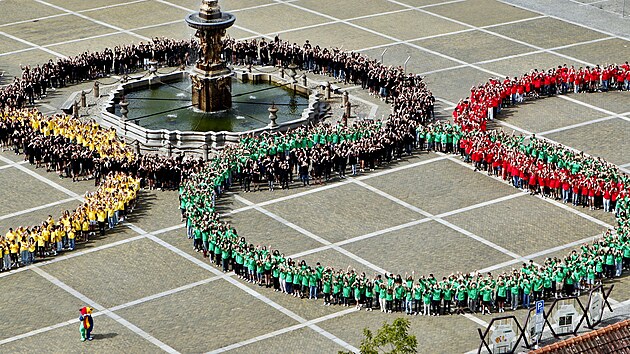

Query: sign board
587;289;604;325
490;324;516;354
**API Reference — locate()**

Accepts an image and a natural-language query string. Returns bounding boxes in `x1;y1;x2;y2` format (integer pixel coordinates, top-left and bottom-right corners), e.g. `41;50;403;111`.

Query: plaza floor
0;0;629;353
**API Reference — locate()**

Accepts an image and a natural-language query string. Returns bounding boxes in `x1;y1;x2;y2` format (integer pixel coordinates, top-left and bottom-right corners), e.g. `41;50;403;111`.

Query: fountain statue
185;0;236;112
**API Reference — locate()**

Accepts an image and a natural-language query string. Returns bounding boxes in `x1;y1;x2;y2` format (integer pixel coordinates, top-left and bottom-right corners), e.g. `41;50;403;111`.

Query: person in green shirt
468;283;479;314
422;288;432;316
353;280;362;310
431;284;442;316
385;286;394;313
322;275;332;306
378;283;387;312
495;280;507;313
404;285;413;315
332;279;341;305
342;281;351;307
365;280;374;312
455;283;467;315
481;284;493;315
413;283;423;315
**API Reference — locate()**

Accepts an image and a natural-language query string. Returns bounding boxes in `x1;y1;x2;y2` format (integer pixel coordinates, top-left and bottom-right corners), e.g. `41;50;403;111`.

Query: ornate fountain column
186;0;236;112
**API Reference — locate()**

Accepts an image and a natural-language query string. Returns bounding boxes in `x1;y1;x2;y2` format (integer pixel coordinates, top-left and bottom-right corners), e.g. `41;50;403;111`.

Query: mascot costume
79;306;94;341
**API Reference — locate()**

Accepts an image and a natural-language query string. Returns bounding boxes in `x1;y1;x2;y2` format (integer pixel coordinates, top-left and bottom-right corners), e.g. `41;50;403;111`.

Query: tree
339;317;418;354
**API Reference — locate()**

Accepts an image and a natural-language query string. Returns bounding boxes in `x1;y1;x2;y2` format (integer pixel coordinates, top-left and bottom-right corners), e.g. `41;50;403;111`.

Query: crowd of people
0;37;198;110
0;35;628;318
180;39;630;316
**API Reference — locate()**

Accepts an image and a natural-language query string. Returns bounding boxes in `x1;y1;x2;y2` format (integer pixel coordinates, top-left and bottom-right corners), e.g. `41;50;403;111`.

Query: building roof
531;319;630;354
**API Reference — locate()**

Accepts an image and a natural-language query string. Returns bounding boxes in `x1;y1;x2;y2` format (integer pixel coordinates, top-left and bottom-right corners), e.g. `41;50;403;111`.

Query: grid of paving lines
0;0;629;352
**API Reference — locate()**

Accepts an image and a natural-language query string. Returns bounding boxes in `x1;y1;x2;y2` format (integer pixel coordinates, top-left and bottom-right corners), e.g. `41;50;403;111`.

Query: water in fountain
115;78;308;132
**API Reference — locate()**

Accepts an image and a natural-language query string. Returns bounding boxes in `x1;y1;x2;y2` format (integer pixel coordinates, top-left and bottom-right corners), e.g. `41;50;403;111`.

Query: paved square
0;0;629;353
351;10;469;41
497;95;609;134
297;0;406;20
85;1;190;31
555;38;630;66
1;15;115;47
544;117;630;165
489;16;608;49
342;220;514;276
444;196;605;256
231;3;330;35
0;269;85;341
364;158;517;215
40;238;211;308
425;0;540;27
279;23;393;52
264;183;419;244
413;30;534;64
479;52;585;79
116;279;299;352
0;168;71;216
0;315;160;353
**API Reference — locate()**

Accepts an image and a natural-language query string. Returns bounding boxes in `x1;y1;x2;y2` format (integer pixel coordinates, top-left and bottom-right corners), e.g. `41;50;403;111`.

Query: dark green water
116;78;308;132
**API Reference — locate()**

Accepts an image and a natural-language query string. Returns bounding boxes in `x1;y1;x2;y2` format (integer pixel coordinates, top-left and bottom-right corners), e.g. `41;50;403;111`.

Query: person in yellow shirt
81;219;90;242
9;241;19;268
37;230;46;258
67;228;76;251
1;242;10;271
28;237;36;264
20;237;29;265
96;208;106;236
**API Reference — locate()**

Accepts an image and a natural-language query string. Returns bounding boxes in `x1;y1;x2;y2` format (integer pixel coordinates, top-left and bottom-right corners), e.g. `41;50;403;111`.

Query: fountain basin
99;70;327;158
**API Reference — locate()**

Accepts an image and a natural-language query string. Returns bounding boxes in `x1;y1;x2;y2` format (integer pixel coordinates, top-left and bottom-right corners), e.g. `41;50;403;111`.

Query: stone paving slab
0;315;160;354
0;0;65;27
479;52;584;79
115;279;300;353
555;38;630;66
413;30;538;65
319;309;483;353
85;1;191;31
361;43;462;75
343;220;514;278
1;15;115;47
425;0;540;27
0;199;79;234
0;48;58;79
444;195;605;256
563;91;630;115
40;237;211;308
0;167;71;216
225;208;325;256
232;3;330;36
126;190;184;234
41;0;139;12
489;16;609;49
545;117;630;165
497;95;609;134
298;0;407;20
277;22;393;52
123;20;193;42
422;66;495;103
264;182;419;244
351;9;469;41
229;325;346;354
0;269;85;341
0;35;32;55
221;0;276;12
364;158;517;215
47;33;141;58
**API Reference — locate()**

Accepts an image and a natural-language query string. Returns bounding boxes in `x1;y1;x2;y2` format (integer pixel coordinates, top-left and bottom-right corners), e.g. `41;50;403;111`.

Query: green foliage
339;317;418;354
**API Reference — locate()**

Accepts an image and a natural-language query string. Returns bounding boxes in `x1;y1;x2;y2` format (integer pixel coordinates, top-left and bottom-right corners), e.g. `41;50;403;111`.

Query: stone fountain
185;0;236;112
